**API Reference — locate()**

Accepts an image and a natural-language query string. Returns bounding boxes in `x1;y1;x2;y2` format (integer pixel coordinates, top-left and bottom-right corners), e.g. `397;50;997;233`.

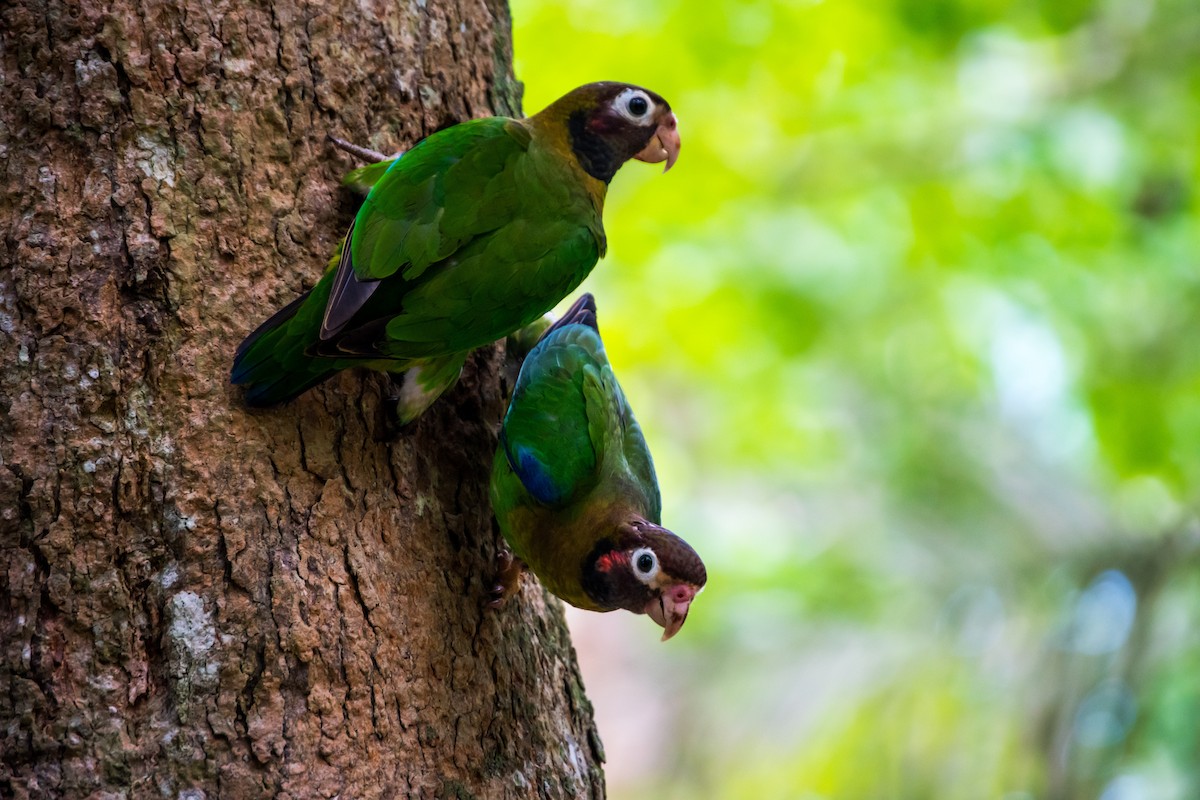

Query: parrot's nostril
671;585;695;604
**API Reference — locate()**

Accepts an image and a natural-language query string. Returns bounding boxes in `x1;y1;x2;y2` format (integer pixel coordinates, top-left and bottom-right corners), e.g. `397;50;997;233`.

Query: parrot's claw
328;134;396;164
485;587;507;610
486;549;526;609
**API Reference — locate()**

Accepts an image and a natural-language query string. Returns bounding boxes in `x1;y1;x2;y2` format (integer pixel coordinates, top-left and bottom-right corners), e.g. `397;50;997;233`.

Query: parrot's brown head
533;81;681;183
582;519;706;641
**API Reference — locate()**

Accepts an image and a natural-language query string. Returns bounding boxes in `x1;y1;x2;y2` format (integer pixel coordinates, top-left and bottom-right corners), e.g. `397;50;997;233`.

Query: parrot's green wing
321;117;532;339
354;118;530;280
501;295;660;516
501;323;602;508
617;395;662;524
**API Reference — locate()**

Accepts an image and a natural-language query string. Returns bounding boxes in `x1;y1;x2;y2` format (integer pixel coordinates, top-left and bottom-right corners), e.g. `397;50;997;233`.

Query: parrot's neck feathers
524;102;617;189
565;111;621;183
520;112;609;231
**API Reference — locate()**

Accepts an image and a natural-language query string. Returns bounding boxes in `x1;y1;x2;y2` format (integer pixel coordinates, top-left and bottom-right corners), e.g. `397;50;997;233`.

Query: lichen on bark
0;0;603;797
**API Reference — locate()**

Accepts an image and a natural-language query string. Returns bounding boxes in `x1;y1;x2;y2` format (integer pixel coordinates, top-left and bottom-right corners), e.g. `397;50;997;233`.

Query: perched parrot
489;294;707;640
231;82;681;423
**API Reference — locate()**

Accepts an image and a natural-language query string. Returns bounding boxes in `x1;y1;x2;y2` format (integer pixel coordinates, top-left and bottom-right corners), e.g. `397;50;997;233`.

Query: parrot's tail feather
547;293;598;336
234;291;312;363
231;286;340;406
240;370;337;407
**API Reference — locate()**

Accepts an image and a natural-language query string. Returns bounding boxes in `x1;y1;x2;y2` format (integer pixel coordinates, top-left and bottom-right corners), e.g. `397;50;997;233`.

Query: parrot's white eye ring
631;547;659;583
614;89;655;125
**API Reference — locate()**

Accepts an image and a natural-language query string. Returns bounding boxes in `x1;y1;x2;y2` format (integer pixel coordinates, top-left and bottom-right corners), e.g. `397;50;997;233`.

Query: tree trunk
0;1;605;797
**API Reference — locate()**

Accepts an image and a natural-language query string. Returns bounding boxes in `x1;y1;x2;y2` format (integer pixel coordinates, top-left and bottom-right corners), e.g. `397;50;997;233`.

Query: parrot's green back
231;114;606;410
490;294;660;609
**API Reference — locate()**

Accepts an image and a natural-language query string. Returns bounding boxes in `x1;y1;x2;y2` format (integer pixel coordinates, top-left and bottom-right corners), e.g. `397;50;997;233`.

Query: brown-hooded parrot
231;82;681;423
489;294;707;641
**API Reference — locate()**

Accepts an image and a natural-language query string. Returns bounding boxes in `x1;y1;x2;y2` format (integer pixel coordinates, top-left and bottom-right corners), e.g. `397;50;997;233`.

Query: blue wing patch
506;440;567;507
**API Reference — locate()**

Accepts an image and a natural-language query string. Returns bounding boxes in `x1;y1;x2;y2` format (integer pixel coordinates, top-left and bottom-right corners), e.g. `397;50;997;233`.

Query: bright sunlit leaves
512;0;1200;797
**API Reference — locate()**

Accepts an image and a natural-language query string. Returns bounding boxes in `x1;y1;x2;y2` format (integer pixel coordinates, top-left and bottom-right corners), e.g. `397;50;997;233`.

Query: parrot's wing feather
502;324;608;508
581;361;662;520
320;117;532;340
503;296;661;515
322;219;599;360
320;218;382;340
549;295;661;520
617;397;663;523
354;118;531;281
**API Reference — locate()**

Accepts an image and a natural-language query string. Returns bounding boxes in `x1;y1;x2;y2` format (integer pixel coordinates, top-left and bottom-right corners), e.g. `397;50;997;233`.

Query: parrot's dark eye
631;547;659;583
614;88;655;125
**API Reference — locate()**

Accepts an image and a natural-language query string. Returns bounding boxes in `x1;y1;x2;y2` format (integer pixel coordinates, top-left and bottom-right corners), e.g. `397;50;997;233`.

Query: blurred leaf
511;0;1200;796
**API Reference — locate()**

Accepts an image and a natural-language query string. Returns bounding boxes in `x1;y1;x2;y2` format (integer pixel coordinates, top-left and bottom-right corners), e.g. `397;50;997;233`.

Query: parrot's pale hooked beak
646;583;698;641
634;112;681;173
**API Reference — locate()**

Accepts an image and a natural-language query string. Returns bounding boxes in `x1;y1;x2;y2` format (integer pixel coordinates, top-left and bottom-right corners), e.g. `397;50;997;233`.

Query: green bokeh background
510;0;1200;797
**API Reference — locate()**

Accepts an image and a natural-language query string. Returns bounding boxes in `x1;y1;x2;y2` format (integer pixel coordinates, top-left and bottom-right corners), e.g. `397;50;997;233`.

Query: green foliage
512;0;1200;797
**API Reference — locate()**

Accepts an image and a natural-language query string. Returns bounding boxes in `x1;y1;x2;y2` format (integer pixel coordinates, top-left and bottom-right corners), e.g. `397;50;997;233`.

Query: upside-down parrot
489;294;706;640
231;82;681;423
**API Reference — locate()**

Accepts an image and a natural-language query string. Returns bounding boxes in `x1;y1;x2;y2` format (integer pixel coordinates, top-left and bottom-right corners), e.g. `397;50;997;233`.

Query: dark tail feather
231;288;339;406
546;293;598;336
233;291;311;364
240;370;337;407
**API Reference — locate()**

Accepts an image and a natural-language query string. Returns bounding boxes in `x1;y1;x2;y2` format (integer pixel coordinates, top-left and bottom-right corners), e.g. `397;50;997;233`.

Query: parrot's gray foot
486;549;527;609
328;134;393;164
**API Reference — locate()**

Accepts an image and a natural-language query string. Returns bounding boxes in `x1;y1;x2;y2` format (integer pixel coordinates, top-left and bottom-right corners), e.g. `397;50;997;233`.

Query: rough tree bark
0;0;605;797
